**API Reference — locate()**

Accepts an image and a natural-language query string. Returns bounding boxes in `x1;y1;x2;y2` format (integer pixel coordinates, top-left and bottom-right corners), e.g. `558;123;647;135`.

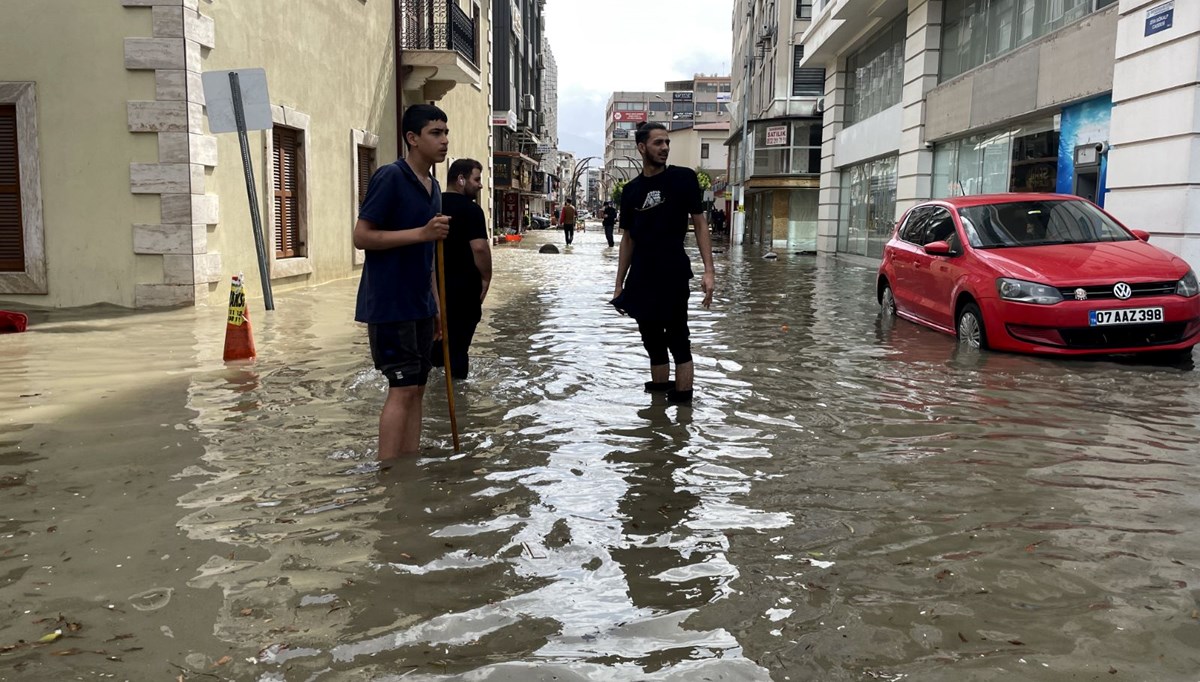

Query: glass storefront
932;118;1060;199
837;156;898;258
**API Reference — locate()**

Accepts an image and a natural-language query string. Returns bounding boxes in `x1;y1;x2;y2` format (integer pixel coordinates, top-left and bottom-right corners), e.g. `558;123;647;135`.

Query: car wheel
957;303;987;350
880;284;896;317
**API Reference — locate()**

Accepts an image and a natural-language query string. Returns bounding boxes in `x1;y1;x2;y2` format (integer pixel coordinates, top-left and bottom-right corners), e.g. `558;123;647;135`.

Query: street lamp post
568;156;598;207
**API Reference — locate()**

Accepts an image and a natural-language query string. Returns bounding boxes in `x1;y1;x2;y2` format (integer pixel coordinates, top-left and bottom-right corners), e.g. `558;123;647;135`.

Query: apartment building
800;0;1198;271
602;75;732;199
0;0;491;308
728;0;826;251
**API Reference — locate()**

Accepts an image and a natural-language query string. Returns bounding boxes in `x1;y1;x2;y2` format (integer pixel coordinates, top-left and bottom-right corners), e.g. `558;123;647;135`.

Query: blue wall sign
1146;1;1174;37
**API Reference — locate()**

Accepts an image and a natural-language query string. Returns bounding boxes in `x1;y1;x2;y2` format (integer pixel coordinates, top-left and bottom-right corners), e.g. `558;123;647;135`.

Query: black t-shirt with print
619;165;703;291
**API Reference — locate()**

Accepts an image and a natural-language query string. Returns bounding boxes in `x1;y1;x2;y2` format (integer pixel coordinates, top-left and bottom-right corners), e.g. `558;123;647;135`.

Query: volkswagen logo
1074;288;1088;301
1113;282;1133;300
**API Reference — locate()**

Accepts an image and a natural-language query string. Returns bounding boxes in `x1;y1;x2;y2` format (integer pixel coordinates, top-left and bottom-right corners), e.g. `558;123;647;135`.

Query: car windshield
957;199;1134;249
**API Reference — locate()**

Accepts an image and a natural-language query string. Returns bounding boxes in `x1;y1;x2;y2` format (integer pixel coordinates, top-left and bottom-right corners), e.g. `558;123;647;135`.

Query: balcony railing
401;0;477;66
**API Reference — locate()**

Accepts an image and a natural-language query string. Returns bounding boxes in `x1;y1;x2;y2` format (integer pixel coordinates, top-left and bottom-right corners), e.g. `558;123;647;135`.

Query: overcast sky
544;1;734;161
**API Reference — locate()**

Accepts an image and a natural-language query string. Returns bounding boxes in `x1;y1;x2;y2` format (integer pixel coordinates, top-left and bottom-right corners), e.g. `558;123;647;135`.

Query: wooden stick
435;240;461;451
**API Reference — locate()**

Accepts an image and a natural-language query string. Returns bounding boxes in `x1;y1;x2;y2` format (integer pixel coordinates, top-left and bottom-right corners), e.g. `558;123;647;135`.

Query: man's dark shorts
368;317;435;388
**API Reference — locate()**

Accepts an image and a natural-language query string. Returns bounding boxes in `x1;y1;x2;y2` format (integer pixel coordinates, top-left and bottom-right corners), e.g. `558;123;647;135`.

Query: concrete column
894;0;942;218
816;65;846;254
1106;0;1200;271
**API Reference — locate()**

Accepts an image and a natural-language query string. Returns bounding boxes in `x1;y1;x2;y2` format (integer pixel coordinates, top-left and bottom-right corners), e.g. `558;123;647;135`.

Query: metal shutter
0;104;23;272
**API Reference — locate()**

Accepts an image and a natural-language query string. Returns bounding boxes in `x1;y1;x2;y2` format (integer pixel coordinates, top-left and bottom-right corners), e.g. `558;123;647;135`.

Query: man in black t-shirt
602;201;617;247
353;104;450;461
613;122;715;404
432;158;492;380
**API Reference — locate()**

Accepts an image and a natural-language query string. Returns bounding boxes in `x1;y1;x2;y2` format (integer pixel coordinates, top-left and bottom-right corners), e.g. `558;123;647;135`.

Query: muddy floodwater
4;228;1200;681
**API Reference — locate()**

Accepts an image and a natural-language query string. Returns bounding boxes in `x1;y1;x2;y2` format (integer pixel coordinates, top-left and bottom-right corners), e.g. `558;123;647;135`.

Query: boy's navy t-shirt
355;159;442;324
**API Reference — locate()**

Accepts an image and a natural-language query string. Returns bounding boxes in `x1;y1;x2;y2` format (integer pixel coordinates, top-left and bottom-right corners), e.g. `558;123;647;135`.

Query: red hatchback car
876;194;1200;357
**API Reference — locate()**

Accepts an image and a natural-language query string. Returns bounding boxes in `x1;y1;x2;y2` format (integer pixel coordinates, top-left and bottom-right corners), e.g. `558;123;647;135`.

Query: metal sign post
228;72;274;310
201;68;275;310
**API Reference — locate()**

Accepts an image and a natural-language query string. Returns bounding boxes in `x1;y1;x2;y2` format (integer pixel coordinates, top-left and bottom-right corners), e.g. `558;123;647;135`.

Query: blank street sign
201;68;272;134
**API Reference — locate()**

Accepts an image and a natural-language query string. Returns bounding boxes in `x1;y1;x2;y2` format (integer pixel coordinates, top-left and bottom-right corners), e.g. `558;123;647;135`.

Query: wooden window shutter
356;144;376;208
272;126;302;259
0;104;24;273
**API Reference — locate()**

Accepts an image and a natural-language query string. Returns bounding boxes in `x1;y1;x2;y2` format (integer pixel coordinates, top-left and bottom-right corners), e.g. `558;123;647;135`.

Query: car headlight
1176;270;1200;297
996;278;1063;305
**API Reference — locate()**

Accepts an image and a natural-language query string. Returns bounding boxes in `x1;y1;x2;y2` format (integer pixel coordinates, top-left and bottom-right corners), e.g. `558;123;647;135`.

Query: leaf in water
1108;667;1118;675
1008;640;1025;646
239;609;254;617
1024;542;1042;553
957;632;968;643
49;648;83;656
934;570;953;581
37;630;63;643
213;655;232;667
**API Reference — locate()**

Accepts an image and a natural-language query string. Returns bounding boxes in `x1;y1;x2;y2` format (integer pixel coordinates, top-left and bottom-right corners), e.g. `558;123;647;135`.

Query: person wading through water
431;157;492;380
612;121;715;404
353;104;450;462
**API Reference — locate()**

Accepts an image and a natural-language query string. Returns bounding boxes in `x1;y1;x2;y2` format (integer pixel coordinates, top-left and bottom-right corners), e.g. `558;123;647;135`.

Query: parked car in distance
877;193;1200;357
530;214;550;230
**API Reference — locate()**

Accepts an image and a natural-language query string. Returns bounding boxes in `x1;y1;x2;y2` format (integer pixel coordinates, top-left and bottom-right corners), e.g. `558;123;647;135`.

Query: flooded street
4;227;1200;681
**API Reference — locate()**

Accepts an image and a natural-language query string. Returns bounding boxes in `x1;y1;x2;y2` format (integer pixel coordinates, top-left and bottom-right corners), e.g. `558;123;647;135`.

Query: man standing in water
612;122;715;404
559;199;577;245
431;158;492;379
602;200;617;247
353;104;450;462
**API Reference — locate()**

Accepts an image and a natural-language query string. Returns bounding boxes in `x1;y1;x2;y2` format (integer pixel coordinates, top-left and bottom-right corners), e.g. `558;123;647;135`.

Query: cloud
544;1;733;160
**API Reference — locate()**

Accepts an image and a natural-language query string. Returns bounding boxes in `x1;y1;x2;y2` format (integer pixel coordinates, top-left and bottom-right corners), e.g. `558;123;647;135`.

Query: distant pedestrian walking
602;201;617;247
559;199;577;245
611;122;715;404
430;158;492;380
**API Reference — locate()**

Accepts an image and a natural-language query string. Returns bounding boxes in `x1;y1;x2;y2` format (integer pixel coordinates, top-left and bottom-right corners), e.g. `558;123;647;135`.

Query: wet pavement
4;226;1200;681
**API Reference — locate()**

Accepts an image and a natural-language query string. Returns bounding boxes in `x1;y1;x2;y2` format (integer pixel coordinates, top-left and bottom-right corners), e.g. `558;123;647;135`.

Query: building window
649;101;671;111
752;120;822;176
792;46;826;97
356;144;376;208
615;102;643;111
0;82;46;294
845;16;905;125
272;126;305;259
0;105;22;273
838;155;898;258
796;0;812;19
941;0;1112;81
701;143;710;160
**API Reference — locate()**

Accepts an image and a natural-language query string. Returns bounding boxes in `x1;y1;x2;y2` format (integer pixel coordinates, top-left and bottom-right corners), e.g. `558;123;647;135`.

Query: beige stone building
0;0;491;309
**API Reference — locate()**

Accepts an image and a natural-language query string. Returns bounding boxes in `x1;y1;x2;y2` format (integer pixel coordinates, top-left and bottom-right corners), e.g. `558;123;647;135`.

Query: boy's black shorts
368;317;435;387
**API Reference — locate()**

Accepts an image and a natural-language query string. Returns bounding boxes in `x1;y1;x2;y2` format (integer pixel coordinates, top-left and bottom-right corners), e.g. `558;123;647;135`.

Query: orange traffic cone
223;274;256;361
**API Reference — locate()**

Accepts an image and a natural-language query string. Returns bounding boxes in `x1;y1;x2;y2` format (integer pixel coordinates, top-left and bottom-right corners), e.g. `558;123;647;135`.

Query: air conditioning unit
523;93;536;111
814;97;826;114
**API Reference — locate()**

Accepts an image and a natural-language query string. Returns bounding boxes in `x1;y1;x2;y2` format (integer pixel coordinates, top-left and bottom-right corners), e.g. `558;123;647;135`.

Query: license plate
1089;307;1164;326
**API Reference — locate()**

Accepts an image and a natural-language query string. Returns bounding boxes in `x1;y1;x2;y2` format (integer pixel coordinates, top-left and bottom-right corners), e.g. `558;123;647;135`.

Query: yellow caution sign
227;275;247;326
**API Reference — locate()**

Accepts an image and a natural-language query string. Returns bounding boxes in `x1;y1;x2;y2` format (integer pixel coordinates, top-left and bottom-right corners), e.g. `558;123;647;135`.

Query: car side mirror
925;240;953;256
1131;229;1151;242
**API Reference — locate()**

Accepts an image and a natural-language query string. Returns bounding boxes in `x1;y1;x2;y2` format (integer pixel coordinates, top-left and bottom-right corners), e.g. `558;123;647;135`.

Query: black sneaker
667;388;693;404
644;381;673;392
